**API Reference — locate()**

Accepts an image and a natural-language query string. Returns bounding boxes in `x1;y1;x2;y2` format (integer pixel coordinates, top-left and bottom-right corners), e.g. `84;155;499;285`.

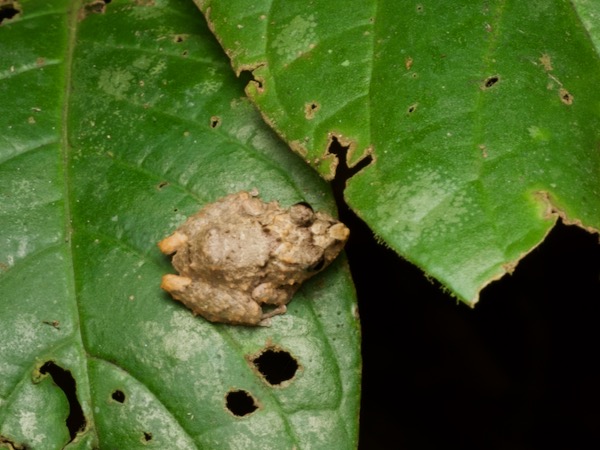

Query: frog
158;191;349;326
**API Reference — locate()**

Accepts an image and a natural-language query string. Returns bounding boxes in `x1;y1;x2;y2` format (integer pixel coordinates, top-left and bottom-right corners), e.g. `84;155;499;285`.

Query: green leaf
196;0;600;303
0;0;360;448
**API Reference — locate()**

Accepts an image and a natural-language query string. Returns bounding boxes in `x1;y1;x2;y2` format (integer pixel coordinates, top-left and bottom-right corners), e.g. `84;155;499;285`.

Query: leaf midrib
60;0;95;442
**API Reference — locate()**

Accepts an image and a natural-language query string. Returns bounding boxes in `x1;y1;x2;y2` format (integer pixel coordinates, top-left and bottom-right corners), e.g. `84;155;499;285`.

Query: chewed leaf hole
111;389;126;403
481;75;500;89
143;432;153;442
210;116;221;128
239;69;264;90
407;103;418;114
225;389;259;417
39;361;86;441
0;1;21;25
81;0;111;18
251;348;299;385
482;75;499;89
559;88;573;105
305;101;320;119
329;136;373;190
0;436;25;450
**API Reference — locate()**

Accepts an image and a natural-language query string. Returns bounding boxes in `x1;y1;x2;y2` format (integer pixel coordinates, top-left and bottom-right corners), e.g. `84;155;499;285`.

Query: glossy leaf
0;0;360;448
196;0;600;303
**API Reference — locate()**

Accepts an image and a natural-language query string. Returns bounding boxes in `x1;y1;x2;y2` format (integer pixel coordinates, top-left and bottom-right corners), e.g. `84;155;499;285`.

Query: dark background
341;203;600;449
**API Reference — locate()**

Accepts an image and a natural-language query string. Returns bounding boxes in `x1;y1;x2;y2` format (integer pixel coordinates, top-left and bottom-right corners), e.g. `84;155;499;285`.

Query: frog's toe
160;274;192;294
158;231;188;255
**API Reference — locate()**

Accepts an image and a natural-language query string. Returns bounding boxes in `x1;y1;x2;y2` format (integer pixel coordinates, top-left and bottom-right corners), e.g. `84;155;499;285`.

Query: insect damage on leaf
0;0;20;25
158;191;349;326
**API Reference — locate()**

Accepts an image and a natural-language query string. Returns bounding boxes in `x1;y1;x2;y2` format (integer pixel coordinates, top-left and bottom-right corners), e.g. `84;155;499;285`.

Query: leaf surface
0;0;360;448
197;0;600;302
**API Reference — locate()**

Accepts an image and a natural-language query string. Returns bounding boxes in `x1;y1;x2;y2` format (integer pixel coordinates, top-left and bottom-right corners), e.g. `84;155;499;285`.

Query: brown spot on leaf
540;53;553;72
304;101;320;119
79;0;110;20
479;144;488;158
559;88;573;105
405;57;413;70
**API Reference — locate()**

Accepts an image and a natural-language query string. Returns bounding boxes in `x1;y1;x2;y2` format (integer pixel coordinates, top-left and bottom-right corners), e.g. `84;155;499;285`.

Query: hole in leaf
304;101;320;119
79;0;109;18
225;390;258;417
210;116;221;128
81;0;111;18
143;432;153;442
157;181;169;190
329;136;373;193
0;435;26;450
111;389;126;403
39;361;86;441
0;1;20;25
239;69;264;90
251;348;299;385
559;88;573;105
483;75;499;89
407;103;418;114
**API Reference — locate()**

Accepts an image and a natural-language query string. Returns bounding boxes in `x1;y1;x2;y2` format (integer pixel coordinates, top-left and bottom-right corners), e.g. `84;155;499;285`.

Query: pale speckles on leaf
132;55;154;71
127;0;165;20
198;79;223;95
272;15;317;63
139;311;216;364
0;383;49;447
528;125;551;141
98;69;135;100
375;170;468;247
0;314;39;359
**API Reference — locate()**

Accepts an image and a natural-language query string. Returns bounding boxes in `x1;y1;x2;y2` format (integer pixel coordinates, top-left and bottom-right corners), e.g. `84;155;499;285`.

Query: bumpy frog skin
158;191;349;326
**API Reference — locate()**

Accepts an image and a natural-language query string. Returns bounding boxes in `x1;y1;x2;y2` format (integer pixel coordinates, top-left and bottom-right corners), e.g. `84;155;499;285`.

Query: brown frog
158;191;349;326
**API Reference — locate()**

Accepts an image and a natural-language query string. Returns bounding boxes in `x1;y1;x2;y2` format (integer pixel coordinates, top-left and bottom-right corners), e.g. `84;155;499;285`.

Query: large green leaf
0;0;360;448
196;0;600;303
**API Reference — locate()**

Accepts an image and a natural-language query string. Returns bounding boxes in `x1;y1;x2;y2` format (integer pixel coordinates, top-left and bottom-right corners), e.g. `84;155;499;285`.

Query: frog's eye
309;256;325;272
290;202;315;226
292;201;313;211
